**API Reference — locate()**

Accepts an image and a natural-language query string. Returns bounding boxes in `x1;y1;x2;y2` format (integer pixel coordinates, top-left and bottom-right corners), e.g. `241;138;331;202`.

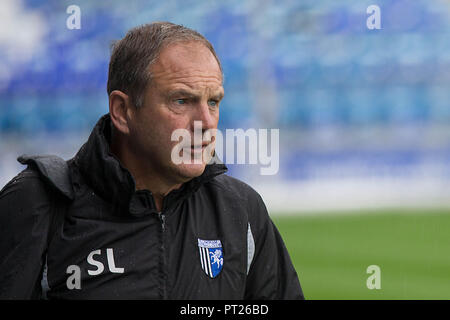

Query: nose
191;101;218;133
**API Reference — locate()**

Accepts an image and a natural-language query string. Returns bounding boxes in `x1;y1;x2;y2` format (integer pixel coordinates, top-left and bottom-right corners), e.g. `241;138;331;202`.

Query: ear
109;90;133;135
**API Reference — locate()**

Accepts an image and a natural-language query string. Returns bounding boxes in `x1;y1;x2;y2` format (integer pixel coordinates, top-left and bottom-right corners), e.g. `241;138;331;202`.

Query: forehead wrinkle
153;72;223;94
166;85;224;100
151;68;222;83
150;47;223;90
149;51;223;98
154;42;221;72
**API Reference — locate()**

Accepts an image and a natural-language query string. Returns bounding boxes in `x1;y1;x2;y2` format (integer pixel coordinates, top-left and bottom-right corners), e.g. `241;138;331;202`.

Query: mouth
190;143;209;152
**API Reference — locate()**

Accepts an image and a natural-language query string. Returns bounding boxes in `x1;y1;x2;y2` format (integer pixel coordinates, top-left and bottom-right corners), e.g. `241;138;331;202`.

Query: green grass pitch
272;209;450;300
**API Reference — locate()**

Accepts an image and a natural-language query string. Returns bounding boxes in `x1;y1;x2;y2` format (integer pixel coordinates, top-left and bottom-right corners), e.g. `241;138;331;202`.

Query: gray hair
107;21;223;109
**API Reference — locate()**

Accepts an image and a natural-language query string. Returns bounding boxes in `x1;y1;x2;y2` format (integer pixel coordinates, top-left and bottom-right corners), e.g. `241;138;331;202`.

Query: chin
175;162;207;180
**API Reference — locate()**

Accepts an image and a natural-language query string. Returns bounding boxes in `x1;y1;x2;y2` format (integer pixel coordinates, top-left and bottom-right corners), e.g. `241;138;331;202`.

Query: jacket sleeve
244;192;304;300
0;169;52;299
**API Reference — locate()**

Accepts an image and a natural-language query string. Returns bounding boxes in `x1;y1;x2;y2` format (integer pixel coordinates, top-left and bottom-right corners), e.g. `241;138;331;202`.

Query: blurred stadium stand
1;0;450;213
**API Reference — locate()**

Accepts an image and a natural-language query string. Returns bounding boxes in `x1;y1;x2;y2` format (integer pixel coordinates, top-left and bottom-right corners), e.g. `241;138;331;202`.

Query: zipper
158;212;166;232
157;211;167;299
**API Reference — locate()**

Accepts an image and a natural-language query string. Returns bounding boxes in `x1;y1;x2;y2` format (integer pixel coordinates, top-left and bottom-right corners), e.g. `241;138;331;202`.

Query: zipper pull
158;212;166;231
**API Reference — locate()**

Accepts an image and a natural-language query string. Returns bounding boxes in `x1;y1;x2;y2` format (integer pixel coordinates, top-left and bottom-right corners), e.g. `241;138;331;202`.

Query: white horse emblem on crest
210;249;223;268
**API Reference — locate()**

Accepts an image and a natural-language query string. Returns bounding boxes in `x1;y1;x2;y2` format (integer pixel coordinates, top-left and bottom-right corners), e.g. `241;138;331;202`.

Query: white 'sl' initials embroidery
66;248;124;290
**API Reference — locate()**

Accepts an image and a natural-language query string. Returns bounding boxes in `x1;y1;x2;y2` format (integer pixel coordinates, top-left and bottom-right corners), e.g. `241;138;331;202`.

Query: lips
190;143;209;149
189;146;205;155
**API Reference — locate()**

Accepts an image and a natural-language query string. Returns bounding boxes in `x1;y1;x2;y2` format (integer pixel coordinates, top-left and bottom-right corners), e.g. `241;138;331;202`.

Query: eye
208;100;219;107
175;99;186;105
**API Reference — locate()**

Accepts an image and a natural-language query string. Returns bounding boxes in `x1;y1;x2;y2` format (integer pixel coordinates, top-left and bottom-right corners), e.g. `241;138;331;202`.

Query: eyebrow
212;90;225;100
167;89;224;100
167;89;197;99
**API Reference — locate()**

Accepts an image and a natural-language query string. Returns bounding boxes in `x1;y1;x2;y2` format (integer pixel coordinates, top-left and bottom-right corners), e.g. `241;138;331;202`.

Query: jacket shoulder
0;154;74;223
207;174;269;223
208;174;263;204
0;166;54;208
17;154;74;200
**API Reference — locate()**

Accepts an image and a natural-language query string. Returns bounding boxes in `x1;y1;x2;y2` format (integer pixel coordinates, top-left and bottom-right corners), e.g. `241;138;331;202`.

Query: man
0;22;304;299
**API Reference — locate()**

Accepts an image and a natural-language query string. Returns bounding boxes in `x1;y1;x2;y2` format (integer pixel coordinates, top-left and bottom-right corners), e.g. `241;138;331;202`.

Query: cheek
131;114;164;151
155;116;191;152
165;114;191;136
135;107;192;151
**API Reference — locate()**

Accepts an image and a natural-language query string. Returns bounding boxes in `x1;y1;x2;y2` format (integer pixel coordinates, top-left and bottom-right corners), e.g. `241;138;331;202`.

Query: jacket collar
73;113;227;217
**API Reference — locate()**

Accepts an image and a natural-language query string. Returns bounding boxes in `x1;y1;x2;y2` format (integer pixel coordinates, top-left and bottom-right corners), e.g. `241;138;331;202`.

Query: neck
134;172;182;212
110;133;182;212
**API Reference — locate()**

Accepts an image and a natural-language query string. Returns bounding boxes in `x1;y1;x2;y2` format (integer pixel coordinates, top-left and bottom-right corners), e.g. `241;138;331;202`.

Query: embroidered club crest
198;239;223;278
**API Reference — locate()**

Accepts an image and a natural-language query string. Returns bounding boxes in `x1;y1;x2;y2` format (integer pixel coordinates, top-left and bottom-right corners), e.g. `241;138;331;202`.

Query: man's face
127;41;224;185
